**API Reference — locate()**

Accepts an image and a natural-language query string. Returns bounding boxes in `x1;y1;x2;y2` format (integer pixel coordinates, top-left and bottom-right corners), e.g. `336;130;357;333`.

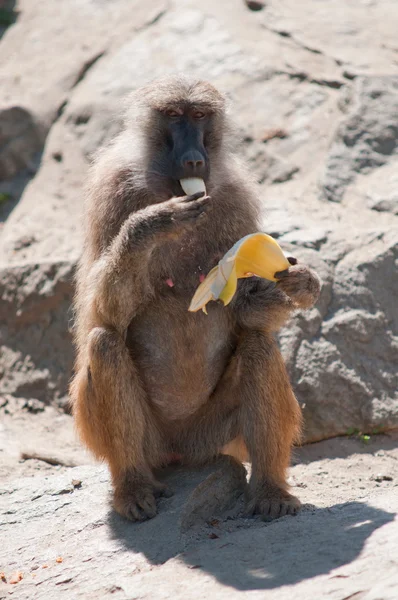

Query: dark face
148;104;213;198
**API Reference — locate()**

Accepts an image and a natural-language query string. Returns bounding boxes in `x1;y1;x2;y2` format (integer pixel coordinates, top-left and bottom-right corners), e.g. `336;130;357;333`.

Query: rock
363;160;398;216
280;227;328;250
0;107;43;180
0;0;398;442
242;138;299;185
0;260;75;404
279;229;398;442
321;76;398;203
258;1;398;75
1;442;398;599
0;0;168;131
180;457;247;532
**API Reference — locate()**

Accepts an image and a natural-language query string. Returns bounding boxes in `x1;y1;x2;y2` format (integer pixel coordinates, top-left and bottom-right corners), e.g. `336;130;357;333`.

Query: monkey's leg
177;330;301;519
238;330;302;518
71;327;169;521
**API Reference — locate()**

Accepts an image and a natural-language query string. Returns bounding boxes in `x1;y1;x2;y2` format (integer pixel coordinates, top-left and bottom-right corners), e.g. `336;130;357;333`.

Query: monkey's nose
181;150;205;173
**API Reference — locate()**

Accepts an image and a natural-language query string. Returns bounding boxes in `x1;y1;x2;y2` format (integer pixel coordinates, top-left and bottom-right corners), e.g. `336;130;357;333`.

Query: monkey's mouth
179;177;207;196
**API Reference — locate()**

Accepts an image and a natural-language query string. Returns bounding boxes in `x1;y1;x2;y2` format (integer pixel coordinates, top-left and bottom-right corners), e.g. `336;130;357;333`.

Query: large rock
0;107;43;180
278;229;398;441
0;0;168;131
257;0;398;76
1;441;398;599
0;0;397;440
0;4;340;264
0;0;167;234
0;260;75;405
321;76;398;203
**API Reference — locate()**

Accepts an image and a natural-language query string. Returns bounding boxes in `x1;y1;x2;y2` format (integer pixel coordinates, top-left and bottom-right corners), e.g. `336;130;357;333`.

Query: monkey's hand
130;192;211;245
87;192;211;330
232;263;321;331
275;263;321;310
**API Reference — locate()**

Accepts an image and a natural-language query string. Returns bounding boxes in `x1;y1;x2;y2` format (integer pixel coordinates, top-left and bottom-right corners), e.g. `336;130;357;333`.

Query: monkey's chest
150;235;227;296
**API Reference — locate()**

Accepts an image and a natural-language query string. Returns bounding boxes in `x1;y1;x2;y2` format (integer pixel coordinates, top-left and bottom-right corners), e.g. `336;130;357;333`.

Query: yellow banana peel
188;233;290;313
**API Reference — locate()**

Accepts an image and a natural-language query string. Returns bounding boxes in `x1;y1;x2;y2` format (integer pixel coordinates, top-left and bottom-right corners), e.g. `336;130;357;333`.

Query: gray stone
279;230;398;442
2;1;398;596
1;444;398;599
180;457;247;532
0;107;43;181
321;76;398;203
0;0;397;443
0;260;75;405
362;159;398;216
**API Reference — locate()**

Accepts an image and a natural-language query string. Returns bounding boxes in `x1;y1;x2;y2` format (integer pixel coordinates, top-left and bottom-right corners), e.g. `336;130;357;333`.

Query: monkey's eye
192;110;206;120
165;109;181;118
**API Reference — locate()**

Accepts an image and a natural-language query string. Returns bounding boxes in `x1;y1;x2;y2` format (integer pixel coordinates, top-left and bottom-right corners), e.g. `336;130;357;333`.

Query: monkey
70;75;321;522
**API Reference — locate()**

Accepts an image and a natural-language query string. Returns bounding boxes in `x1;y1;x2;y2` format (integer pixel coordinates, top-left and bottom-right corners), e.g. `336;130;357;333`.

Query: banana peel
188;233;291;313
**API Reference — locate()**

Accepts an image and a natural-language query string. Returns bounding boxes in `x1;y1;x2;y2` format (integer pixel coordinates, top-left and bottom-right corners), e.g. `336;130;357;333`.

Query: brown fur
70;76;321;521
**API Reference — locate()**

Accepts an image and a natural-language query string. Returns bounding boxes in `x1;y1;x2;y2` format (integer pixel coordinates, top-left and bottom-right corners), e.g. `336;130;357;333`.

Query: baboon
70;76;320;521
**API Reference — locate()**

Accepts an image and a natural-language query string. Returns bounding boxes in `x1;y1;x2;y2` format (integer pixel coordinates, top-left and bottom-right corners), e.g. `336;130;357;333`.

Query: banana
180;177;206;196
189;233;291;313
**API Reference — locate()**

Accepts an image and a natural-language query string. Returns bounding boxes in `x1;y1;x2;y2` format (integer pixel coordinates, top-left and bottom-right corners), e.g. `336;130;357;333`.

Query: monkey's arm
84;193;210;332
85;210;157;332
232;264;321;332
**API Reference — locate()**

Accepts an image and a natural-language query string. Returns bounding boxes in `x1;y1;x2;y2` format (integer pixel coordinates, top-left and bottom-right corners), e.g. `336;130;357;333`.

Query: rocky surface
1;0;397;438
1;408;398;599
1;2;398;596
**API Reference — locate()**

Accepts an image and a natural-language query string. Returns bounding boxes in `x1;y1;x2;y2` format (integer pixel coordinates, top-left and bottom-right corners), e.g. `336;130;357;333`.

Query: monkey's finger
244;499;256;517
126;502;146;522
287;256;298;265
274;268;290;280
185;196;211;211
181;191;206;203
184;194;211;206
287;502;300;515
153;483;174;498
138;496;157;519
174;201;210;222
279;502;288;518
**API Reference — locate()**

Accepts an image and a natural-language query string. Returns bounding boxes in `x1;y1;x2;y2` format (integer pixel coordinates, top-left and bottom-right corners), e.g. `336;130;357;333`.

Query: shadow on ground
108;462;396;591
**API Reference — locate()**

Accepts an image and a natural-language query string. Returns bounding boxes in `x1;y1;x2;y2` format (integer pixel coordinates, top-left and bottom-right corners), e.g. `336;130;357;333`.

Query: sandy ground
1;398;398;501
1;399;397;599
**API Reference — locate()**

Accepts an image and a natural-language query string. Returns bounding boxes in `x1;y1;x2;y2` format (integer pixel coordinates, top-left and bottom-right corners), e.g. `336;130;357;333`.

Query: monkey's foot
247;481;301;520
113;470;173;522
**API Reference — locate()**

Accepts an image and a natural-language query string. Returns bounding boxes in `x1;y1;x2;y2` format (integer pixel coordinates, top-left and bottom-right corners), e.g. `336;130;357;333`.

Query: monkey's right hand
133;192;211;241
164;192;211;224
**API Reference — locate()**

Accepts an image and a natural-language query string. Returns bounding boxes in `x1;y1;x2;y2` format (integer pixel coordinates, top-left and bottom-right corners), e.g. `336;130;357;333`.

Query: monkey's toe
153;481;174;498
247;486;301;520
114;490;158;522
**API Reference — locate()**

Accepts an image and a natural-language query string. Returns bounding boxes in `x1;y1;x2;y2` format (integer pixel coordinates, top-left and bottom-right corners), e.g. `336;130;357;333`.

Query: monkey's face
146;104;216;199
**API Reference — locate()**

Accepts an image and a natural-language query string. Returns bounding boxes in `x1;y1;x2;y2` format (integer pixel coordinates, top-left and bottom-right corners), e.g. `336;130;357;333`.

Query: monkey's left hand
275;263;321;309
232;263;321;332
